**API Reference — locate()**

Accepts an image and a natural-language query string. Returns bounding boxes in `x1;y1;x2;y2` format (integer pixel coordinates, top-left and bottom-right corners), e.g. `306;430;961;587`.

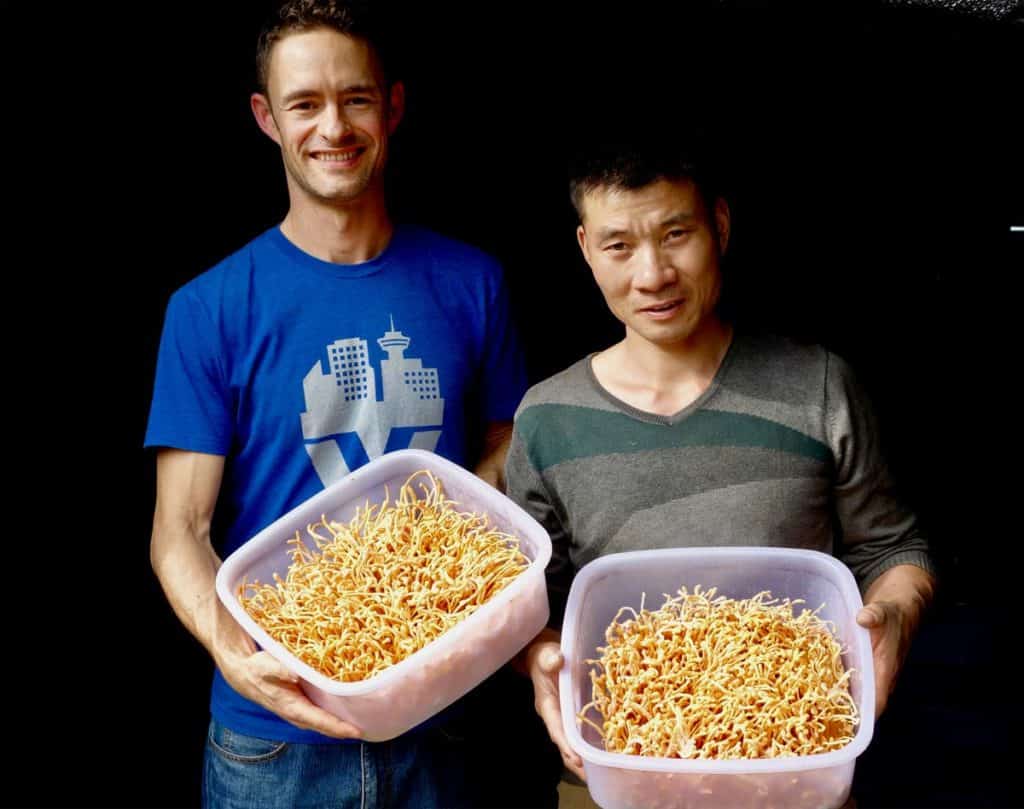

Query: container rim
558;546;875;774
215;448;553;696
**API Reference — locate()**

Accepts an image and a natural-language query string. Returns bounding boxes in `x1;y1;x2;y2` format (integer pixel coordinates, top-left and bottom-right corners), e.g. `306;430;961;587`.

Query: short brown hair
255;0;393;94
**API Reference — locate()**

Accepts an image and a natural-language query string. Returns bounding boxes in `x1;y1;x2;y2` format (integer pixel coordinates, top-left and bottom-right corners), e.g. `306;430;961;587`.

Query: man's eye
346;96;373;106
290;101;316;111
605;242;628;252
666;229;690;241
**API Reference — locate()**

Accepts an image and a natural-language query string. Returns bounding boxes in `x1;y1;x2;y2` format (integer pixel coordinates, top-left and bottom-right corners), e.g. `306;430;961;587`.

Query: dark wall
12;2;1020;806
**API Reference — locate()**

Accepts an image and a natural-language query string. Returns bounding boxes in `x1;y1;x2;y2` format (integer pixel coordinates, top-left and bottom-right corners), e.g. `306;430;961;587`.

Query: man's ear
714;197;731;255
576;224;590;266
251;93;281;145
387;81;405;134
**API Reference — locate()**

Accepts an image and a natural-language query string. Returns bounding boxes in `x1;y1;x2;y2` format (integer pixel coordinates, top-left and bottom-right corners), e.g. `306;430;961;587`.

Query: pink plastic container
559;547;874;809
215;449;551;741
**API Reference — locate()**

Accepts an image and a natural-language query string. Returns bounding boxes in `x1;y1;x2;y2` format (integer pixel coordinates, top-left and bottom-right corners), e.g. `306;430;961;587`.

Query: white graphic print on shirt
299;318;445;486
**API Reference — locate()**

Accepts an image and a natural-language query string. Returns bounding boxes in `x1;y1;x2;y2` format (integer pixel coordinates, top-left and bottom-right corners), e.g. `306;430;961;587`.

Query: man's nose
634;246;677;290
320;105;353;141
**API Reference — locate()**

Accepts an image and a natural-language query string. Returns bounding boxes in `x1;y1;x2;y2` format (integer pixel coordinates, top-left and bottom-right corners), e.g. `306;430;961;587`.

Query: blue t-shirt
145;224;528;742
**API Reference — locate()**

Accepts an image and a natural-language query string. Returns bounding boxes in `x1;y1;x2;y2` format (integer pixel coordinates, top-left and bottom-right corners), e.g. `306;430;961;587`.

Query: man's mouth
311;147;363;163
641;299;684;316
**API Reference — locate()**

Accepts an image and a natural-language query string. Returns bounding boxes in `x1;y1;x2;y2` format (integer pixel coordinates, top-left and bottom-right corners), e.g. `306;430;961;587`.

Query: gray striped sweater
505;333;935;627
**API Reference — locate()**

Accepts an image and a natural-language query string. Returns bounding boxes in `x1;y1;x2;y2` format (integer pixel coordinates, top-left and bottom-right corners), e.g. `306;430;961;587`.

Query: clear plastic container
559;547;874;809
215;448;551;741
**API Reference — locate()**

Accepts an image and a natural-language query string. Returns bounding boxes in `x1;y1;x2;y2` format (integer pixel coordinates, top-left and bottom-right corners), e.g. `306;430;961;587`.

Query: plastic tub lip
559;546;875;774
215;448;552;697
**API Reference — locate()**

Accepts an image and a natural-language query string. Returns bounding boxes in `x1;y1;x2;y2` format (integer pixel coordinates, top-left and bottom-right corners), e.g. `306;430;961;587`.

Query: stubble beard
284;145;379;206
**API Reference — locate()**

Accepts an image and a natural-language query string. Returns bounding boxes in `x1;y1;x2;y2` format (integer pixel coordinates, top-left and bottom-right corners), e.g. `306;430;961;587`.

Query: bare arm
150;448;360;738
855;562;936;718
473;420;514;490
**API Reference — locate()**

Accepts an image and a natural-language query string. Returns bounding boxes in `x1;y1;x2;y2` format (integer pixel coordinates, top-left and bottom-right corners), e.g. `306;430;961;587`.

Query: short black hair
255;0;396;94
568;136;721;223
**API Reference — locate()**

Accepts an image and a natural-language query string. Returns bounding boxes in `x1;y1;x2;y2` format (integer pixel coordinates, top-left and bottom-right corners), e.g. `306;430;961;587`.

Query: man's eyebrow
595;226;629;242
280;88;316;105
279;84;380;105
660;212;698;227
593;212;698;242
339;84;380;95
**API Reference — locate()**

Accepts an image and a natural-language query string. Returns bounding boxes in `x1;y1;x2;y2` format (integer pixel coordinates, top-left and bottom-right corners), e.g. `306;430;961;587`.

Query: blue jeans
203;717;472;809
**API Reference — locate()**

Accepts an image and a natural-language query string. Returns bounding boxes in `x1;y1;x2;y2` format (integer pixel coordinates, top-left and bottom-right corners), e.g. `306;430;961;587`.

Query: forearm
150;449;248;669
474;420;514;490
148;453;360;737
151;517;252;668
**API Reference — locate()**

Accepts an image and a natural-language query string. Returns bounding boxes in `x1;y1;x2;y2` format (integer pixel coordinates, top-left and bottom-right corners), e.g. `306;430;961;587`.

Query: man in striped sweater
506;140;937;779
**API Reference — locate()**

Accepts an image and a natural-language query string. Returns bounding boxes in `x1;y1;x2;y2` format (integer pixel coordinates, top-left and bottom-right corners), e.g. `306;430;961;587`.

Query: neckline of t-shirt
583;333;740;426
266;224;401;278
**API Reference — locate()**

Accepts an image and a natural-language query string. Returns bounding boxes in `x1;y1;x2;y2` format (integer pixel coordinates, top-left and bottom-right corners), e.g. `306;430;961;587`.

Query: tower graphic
300;318;445;486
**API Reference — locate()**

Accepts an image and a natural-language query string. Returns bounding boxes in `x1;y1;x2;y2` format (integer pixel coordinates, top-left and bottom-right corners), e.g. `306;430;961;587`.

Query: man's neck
280;193;393;265
592;321;734;417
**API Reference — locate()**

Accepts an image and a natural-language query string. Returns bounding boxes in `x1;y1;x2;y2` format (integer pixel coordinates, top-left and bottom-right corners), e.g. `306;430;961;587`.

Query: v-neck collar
584;333;740;426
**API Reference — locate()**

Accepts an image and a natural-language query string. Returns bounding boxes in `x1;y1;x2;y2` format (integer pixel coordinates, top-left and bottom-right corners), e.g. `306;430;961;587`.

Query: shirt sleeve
505;419;575;629
827;351;937;591
144;287;233;455
479;264;528;423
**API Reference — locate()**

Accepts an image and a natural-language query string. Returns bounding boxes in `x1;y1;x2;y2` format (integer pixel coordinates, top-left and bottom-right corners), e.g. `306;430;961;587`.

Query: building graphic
300;318;445;486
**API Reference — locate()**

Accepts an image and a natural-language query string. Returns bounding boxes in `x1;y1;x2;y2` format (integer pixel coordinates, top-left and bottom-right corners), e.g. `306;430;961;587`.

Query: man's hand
855;563;936;718
855;600;909;719
216;644;361;739
524;629;586;781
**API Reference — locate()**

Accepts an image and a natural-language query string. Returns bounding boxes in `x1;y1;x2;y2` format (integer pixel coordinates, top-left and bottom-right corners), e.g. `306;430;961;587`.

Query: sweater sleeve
505;418;575;630
826;352;937;591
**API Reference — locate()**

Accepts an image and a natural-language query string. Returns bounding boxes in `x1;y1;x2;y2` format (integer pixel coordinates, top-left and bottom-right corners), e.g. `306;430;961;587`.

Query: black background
9;1;1021;806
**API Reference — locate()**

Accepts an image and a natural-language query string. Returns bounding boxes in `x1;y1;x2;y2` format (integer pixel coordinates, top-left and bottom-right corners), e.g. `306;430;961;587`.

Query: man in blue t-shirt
146;3;557;807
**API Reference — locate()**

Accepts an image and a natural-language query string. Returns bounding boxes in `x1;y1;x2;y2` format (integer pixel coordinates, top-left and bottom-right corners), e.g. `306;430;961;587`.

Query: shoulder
741;334;860;388
393;227;509;324
396;225;502;276
736;332;828;369
723;332;833;398
168;228;277;314
515;358;607;419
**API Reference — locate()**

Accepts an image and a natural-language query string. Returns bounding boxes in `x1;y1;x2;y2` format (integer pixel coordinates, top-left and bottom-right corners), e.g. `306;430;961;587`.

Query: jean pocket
207;720;288;764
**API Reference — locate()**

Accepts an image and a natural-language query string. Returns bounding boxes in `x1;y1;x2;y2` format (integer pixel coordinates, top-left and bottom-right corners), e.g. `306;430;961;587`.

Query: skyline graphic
300;318;445;486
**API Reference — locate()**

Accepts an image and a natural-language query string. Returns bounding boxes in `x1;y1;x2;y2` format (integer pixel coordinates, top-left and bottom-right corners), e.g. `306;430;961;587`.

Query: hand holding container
216;448;552;741
559;547;874;809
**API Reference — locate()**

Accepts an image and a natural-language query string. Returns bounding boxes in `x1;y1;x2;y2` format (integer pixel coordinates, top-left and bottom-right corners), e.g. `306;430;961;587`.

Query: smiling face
251;27;403;208
577;178;731;351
